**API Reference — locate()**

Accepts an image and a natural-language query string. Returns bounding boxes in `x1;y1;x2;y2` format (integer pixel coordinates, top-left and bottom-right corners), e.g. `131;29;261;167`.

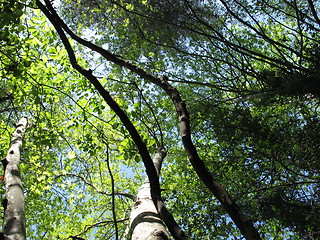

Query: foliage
0;0;320;239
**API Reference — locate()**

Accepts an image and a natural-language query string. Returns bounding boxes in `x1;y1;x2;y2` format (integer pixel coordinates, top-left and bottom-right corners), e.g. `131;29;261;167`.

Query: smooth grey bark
128;148;170;240
1;117;28;240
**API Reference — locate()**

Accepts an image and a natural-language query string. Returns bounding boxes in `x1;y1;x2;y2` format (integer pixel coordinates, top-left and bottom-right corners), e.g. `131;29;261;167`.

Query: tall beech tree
1;0;320;239
1;117;28;240
128;148;170;240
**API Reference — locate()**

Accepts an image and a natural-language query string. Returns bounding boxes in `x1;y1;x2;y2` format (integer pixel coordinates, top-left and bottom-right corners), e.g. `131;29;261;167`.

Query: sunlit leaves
1;0;320;239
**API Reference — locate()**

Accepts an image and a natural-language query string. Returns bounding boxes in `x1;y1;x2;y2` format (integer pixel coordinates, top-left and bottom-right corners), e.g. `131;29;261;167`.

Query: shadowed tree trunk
1;117;28;240
128;148;170;240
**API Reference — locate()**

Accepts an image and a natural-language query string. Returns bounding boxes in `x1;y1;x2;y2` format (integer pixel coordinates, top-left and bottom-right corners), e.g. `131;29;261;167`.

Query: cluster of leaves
0;3;149;239
55;0;320;238
1;0;320;239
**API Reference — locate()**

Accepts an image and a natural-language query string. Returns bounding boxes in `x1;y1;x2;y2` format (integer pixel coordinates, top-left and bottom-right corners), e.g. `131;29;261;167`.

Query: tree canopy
1;0;320;239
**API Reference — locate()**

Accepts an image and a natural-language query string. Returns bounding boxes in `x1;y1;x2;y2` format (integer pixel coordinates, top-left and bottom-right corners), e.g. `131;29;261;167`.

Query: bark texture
2;117;27;240
128;148;170;240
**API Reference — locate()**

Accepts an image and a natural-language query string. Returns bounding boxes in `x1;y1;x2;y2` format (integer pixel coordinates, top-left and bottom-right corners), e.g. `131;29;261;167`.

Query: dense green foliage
1;0;320;239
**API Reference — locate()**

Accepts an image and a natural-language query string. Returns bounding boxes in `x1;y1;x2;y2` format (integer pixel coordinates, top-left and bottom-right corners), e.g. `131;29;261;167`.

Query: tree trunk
128;148;170;240
1;117;28;240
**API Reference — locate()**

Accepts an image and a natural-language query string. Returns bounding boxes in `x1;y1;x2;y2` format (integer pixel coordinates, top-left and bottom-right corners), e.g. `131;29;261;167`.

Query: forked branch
36;0;261;239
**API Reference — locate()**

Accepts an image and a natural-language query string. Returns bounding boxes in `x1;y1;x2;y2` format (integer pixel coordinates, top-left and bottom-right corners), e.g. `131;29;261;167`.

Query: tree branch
36;1;186;239
58;173;136;200
37;0;161;209
307;0;320;26
37;0;261;239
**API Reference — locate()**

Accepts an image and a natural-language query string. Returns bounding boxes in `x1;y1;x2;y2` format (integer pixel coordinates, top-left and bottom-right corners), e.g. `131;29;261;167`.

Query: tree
1;117;28;240
36;0;261;238
1;0;319;239
127;148;170;240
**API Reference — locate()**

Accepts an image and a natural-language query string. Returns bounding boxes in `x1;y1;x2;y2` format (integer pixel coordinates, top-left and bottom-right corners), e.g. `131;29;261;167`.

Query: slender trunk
128;148;170;240
1;117;28;240
36;4;261;235
37;2;187;239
